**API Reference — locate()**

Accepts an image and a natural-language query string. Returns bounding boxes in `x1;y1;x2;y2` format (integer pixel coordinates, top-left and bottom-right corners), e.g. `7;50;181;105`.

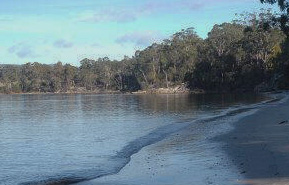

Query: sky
0;0;277;66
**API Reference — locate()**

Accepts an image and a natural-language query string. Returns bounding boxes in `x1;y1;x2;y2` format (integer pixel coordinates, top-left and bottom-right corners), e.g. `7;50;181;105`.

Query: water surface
0;93;266;184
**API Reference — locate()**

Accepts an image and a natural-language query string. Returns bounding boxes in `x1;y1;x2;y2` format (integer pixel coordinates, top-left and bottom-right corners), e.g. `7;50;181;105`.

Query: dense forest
1;9;289;94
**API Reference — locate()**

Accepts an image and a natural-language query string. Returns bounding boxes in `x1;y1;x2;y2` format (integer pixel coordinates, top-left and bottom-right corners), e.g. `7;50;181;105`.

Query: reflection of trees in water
0;93;265;124
78;94;198;119
144;93;266;154
77;93;266;118
136;94;197;115
0;93;265;118
134;93;265;116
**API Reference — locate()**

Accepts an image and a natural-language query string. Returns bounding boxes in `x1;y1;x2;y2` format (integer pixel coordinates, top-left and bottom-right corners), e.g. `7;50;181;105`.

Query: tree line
0;10;289;94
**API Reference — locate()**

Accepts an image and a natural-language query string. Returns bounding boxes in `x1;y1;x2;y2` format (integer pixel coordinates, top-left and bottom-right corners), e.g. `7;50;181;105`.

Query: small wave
20;93;287;185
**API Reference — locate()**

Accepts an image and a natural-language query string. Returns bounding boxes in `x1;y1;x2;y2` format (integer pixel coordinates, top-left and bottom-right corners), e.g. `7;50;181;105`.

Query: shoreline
0;90;277;96
76;94;275;185
0;90;193;96
215;92;289;184
18;92;287;185
5;92;284;184
1;86;276;96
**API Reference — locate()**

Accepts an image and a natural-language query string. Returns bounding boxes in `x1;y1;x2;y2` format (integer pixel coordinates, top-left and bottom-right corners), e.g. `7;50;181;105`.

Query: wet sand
77;94;289;185
77;108;247;185
215;94;289;185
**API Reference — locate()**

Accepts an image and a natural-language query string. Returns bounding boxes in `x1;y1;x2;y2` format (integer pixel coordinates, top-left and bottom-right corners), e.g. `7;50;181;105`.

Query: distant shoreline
0;88;193;95
0;87;277;96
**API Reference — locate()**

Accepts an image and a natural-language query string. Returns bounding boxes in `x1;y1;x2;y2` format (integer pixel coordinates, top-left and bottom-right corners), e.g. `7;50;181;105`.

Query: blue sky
0;0;276;65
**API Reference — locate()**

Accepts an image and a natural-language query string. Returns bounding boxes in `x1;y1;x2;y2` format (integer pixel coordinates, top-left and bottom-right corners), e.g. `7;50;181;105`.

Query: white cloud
53;39;74;48
116;31;164;47
78;9;139;23
8;43;39;58
76;0;244;24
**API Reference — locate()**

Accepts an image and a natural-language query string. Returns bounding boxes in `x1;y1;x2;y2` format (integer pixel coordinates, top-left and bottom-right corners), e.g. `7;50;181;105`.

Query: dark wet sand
77;94;289;185
216;96;289;185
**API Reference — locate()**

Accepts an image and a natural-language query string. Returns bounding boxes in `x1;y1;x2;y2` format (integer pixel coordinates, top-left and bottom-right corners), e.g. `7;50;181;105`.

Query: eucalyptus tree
79;58;97;90
207;23;245;88
235;10;286;90
0;65;21;93
134;46;159;88
168;27;202;83
186;23;245;91
240;11;286;87
260;0;289;35
63;64;77;91
207;23;244;58
117;56;140;92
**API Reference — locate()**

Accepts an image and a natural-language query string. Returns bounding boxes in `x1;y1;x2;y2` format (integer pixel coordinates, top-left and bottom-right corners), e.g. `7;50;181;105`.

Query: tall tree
260;0;289;35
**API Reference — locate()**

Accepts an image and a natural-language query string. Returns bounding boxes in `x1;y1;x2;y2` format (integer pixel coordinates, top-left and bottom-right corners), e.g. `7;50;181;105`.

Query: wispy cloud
8;43;38;58
141;0;204;13
116;31;164;46
78;9;139;23
77;1;202;23
53;39;74;48
90;42;102;48
77;0;243;24
0;0;259;65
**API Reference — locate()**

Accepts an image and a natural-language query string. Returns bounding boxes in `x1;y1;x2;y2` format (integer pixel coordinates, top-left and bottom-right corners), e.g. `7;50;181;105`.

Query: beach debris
278;120;288;125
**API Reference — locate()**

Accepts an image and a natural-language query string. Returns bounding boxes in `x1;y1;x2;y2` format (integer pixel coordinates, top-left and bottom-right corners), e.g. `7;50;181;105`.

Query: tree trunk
152;64;157;83
140;69;148;85
163;69;169;88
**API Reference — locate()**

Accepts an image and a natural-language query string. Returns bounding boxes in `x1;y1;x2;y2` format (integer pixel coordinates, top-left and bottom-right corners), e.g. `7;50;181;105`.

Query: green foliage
0;11;288;93
260;1;289;35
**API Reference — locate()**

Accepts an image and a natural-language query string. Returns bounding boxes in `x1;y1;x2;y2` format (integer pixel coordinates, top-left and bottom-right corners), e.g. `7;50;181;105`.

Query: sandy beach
215;93;289;185
75;93;289;185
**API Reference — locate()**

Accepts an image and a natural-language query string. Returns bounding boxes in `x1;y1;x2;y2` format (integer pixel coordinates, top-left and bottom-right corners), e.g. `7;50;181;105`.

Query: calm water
0;93;267;184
